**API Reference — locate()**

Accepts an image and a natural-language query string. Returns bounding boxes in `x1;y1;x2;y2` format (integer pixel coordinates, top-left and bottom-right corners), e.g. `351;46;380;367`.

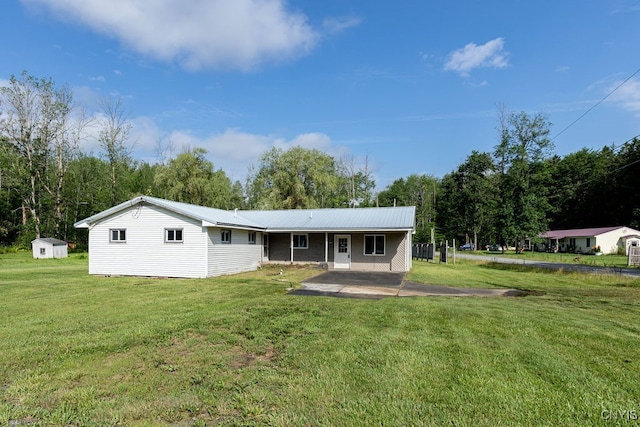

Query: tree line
1;72;638;250
0;72;378;248
435;108;640;250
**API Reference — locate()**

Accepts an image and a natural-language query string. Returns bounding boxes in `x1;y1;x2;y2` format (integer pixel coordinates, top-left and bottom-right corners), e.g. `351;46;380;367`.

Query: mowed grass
1;253;640;426
464;249;631;268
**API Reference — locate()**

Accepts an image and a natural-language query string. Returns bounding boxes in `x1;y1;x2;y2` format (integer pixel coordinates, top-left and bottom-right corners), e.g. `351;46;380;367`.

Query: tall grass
1;253;639;425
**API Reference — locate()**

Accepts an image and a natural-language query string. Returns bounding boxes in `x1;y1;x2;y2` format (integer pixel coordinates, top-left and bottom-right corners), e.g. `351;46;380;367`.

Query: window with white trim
364;235;385;255
293;234;308;249
248;232;256;244
165;228;183;243
110;228;126;243
221;229;231;244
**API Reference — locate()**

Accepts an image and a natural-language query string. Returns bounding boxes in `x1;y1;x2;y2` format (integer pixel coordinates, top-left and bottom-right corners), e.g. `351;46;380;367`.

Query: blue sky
2;0;640;190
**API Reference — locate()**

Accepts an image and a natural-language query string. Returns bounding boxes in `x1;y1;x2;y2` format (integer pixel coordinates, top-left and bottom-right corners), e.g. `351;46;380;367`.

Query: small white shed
32;238;69;259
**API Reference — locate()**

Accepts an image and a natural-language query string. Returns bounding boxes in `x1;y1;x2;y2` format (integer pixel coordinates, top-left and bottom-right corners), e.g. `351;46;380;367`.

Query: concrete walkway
292;270;526;299
455;253;640;278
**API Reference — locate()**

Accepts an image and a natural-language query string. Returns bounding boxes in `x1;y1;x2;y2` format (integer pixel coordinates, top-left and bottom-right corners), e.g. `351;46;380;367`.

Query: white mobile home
538;226;640;255
74;196;416;278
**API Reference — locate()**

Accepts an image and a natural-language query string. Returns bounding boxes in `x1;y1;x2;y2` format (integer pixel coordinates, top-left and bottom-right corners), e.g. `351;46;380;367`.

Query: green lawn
463;248;632;268
1;253;639;426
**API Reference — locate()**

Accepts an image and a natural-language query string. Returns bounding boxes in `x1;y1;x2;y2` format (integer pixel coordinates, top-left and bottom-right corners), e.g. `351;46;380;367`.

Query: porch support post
290;232;294;263
324;232;328;263
407;230;412;270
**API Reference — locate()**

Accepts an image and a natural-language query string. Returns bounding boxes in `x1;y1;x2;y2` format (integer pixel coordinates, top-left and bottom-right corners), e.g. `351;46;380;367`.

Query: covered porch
261;231;411;272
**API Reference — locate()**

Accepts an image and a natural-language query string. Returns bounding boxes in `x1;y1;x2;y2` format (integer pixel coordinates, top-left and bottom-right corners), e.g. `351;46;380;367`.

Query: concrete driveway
292;270;526;299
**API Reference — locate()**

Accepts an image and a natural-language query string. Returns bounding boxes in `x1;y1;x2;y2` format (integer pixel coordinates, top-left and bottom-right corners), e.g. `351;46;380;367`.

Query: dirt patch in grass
231;345;278;370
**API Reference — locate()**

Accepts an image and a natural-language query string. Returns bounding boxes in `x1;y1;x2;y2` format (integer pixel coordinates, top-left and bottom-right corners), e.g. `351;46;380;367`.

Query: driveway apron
293;270;525;298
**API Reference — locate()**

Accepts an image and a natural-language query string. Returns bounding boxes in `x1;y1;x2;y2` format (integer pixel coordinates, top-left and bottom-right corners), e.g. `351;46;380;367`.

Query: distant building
32;238;69;259
535;226;640;255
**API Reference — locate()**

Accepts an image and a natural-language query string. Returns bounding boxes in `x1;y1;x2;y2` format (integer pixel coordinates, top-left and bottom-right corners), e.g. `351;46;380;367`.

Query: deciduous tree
378;174;439;242
97;96;133;206
247;146;339;209
494;109;553;251
0;71;80;239
154;147;237;208
437;151;496;249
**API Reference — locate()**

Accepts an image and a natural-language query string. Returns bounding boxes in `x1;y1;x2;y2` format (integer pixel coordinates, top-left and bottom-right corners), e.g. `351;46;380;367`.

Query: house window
221;229;231;244
586;238;591;248
110;229;126;243
40;247;46;255
364;235;385;256
165;228;183;243
248;232;256;245
293;234;308;249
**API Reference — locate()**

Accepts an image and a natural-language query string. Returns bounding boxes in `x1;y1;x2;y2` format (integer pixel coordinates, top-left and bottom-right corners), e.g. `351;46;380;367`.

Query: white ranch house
74;196;416;278
532;226;640;255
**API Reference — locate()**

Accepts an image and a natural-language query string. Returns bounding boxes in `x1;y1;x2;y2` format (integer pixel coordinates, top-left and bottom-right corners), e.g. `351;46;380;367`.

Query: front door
334;235;351;269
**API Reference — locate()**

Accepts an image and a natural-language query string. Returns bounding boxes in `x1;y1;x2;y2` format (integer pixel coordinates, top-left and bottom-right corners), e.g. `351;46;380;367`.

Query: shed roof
32;238;68;246
74;196;416;232
541;226;632;239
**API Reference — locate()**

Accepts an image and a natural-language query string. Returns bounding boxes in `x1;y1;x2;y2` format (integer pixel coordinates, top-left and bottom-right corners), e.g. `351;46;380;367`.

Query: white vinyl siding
88;204;207;278
207;229;262;277
31;239;68;259
597;229;637;255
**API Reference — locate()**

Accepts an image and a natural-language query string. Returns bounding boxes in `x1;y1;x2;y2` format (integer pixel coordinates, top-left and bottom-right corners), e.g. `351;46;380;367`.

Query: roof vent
234;208;238;218
309;211;313;219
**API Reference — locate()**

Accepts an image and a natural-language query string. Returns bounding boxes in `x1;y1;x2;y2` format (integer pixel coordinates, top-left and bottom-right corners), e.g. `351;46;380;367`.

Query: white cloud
322;16;362;35
444;37;509;77
610;2;640;14
129;126;346;182
21;0;319;71
608;76;640;116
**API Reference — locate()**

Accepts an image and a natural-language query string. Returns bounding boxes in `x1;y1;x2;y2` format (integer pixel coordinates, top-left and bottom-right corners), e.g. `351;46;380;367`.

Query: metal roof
74;196;416;232
239;206;416;231
32;238;68;246
74;196;264;230
541;226;635;239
